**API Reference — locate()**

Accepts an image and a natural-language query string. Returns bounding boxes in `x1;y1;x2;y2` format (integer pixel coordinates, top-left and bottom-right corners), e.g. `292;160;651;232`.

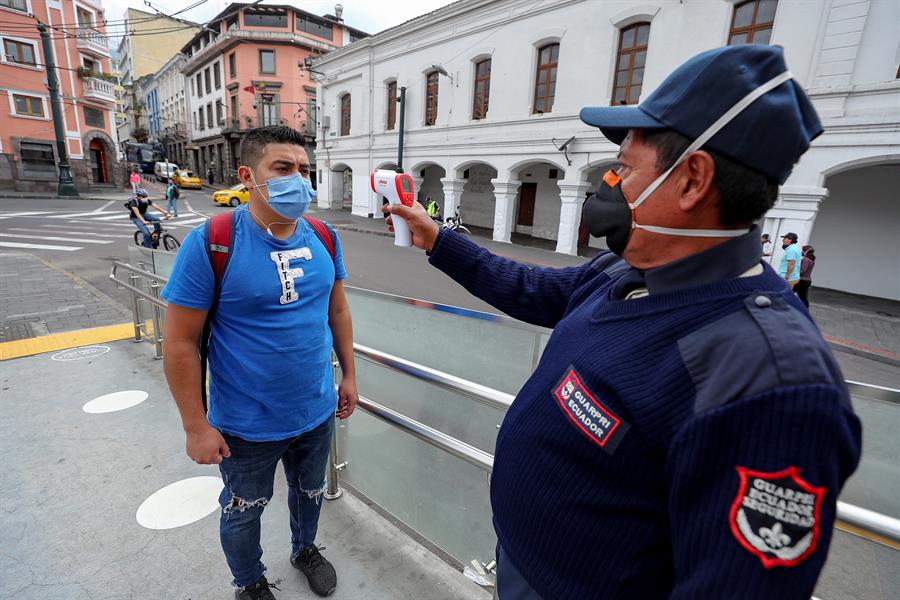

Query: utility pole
37;23;79;197
397;86;406;171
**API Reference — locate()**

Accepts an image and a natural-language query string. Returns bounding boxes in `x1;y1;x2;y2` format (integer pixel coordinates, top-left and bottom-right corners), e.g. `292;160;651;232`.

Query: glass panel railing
841;385;900;519
345;287;550;396
336;410;496;570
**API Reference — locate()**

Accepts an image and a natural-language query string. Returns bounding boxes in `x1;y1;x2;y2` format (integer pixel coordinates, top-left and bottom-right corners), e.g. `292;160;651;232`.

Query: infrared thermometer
371;170;415;247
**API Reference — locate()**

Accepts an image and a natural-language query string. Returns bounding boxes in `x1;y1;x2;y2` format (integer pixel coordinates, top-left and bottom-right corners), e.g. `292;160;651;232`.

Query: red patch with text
553;367;628;454
729;466;826;569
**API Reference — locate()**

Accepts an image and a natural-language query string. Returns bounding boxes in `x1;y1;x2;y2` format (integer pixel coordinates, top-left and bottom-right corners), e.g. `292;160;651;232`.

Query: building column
760;185;827;267
440;177;467;221
491;178;521;243
556;180;593;255
411;176;424;204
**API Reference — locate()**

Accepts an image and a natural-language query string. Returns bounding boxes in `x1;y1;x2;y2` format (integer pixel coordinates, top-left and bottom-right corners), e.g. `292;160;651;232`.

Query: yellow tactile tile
0;322;155;361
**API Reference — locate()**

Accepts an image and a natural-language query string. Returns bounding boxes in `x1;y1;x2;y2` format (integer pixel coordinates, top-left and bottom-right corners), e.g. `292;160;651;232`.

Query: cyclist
129;188;171;248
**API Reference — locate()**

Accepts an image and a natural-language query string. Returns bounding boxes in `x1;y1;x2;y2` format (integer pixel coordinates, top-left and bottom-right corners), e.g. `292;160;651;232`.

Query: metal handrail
355;344;514;411
109;261;169;309
836;502;900;545
108;260;899;545
356;394;494;472
846;380;900;405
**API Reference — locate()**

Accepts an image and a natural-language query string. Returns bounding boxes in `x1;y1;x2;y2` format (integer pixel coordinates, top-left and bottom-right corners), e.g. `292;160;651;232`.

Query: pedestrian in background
779;232;802;288
207;163;216;185
761;232;772;256
129;167;141;194
795;245;816;307
165;178;180;217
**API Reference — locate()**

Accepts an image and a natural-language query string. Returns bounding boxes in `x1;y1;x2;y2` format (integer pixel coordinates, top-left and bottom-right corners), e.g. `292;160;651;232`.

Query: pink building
180;2;367;184
0;0;120;192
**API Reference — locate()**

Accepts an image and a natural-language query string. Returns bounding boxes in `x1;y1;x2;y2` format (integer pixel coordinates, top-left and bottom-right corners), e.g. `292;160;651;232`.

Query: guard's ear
677;150;716;213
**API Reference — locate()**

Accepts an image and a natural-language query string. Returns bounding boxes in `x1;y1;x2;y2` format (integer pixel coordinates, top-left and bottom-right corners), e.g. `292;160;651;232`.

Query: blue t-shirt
161;206;348;441
778;243;802;280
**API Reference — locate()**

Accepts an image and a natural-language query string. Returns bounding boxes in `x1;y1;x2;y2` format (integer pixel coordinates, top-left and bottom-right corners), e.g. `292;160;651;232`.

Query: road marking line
92;214;133;221
0;241;83;251
174;217;206;226
7;228;126;239
0;233;113;245
0;322;150;361
94;200;116;212
68;220;135;228
0;211;52;217
47;211;119;218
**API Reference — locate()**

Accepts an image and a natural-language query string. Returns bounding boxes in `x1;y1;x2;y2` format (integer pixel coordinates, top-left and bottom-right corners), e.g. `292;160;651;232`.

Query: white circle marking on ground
51;345;110;361
136;476;223;530
82;390;148;413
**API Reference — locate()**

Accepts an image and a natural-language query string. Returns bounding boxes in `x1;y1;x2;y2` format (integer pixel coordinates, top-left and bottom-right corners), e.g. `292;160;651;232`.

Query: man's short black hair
240;125;305;170
637;129;779;226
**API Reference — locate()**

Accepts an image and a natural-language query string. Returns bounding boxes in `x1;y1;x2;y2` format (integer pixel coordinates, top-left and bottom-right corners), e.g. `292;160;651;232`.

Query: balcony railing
82;77;116;103
76;26;109;53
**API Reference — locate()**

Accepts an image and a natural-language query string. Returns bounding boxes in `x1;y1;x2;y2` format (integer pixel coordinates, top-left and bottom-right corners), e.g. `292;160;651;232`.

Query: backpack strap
303;216;336;261
199;211;236;412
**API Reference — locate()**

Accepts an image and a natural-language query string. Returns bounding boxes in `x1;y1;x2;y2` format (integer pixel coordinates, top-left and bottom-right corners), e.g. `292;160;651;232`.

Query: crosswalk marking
46;211;119;219
92;214;133;221
8;228;127;239
0;241;82;251
0;233;113;245
0;211;54;217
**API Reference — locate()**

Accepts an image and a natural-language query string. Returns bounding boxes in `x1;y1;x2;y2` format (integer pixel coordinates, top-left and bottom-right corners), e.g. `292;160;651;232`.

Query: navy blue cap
579;45;823;183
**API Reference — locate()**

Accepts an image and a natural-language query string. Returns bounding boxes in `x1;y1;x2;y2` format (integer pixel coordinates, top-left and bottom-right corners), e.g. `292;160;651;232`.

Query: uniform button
755;295;772;307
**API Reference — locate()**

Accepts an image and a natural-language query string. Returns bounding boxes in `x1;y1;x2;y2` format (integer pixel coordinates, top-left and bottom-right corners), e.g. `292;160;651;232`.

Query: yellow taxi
172;169;203;189
213;183;250;207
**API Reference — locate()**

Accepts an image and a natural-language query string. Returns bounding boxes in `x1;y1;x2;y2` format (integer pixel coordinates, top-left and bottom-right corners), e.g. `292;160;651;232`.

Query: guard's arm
385;199;594;328
666;385;861;599
328;280;357;419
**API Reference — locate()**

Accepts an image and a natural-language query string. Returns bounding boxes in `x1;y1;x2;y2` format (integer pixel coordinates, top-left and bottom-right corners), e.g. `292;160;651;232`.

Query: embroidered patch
729;466;826;569
553;367;629;454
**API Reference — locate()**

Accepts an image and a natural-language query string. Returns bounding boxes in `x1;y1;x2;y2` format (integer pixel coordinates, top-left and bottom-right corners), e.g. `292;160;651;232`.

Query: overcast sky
99;0;457;44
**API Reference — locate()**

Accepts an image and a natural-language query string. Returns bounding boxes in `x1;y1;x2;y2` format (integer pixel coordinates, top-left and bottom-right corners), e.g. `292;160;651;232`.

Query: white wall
811;165;900;301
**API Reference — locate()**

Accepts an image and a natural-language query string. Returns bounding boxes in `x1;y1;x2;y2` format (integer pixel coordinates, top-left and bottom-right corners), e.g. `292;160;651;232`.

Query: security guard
386;45;861;599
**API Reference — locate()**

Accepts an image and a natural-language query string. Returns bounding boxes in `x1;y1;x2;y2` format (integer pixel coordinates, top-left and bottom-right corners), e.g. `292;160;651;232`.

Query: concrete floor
0;339;488;600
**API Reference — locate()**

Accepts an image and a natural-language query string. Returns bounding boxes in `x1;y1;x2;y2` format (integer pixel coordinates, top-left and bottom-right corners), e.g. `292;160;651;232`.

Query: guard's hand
185;423;231;464
382;202;440;252
336;376;358;419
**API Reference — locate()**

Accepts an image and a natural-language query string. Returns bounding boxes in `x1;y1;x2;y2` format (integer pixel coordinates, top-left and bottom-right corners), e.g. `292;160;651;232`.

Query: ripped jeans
218;416;334;588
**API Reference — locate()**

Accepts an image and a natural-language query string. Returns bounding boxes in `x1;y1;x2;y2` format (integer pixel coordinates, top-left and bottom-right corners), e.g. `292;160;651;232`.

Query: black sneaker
234;575;279;600
291;545;337;597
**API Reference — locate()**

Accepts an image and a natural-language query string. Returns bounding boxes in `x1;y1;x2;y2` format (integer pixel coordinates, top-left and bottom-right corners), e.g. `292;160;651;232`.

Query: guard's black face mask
582;170;632;256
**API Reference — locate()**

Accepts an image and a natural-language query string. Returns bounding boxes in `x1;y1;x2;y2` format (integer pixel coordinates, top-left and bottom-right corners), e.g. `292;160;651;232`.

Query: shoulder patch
677;293;847;414
729;466;825;569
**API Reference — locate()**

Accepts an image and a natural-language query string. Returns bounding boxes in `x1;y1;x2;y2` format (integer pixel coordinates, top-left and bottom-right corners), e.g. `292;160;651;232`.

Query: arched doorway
813;161;900;301
88;139;109;183
410;162;446;210
457;162;498;230
330;164;353;210
509;161;565;242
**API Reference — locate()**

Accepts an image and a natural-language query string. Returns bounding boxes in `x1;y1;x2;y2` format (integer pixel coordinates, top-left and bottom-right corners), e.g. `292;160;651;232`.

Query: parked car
154;161;178;182
213;183;250;207
172;169;202;189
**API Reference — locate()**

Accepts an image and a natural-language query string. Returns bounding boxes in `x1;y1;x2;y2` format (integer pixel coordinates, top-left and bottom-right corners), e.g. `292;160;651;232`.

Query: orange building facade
0;0;120;193
180;3;366;184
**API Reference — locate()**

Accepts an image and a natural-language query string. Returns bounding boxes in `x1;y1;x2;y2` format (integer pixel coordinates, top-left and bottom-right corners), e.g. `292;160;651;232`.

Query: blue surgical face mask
250;171;317;219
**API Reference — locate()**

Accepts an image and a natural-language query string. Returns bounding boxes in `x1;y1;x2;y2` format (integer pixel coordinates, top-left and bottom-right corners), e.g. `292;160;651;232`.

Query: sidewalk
314;207;900;367
0;176;170;202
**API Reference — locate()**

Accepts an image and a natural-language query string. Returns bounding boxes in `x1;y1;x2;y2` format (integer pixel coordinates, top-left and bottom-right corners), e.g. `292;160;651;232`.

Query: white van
154;161;178;182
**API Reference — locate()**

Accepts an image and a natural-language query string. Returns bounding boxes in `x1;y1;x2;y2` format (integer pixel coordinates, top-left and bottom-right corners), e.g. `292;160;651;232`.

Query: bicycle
133;217;180;251
442;211;472;234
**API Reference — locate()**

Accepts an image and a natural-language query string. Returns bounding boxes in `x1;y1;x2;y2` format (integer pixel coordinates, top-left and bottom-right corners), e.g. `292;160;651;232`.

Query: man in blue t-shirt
162;126;357;600
779;232;803;287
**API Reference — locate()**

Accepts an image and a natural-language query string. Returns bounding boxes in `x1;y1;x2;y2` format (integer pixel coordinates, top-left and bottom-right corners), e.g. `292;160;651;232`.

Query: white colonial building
313;0;900;301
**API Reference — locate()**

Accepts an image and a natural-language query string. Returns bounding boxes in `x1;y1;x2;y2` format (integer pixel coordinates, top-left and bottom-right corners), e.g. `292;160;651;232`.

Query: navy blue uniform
428;226;861;599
